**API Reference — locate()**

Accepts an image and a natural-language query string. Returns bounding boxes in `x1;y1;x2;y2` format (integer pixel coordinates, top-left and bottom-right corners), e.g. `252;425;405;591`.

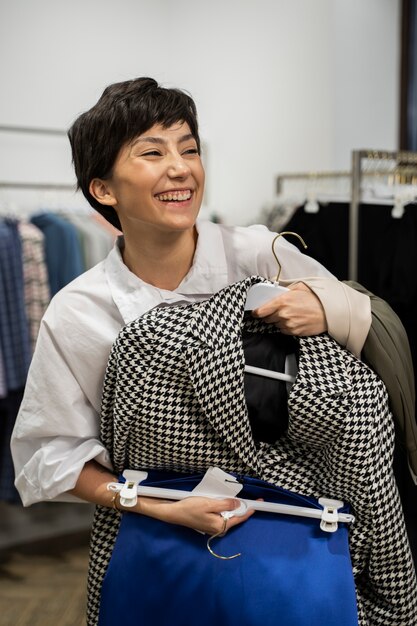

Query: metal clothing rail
276;164;417;195
275;151;417;280
0;124;67;136
350;149;417;280
0;123;75;191
0;181;76;190
276;170;351;195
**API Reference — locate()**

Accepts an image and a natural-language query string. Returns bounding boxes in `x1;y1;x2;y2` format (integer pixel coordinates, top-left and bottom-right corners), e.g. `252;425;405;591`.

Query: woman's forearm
68;459;179;519
68;459;119;508
68;459;253;535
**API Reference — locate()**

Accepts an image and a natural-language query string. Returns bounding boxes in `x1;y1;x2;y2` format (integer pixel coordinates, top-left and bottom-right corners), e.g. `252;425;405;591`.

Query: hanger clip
318;497;347;533
118;469;148;507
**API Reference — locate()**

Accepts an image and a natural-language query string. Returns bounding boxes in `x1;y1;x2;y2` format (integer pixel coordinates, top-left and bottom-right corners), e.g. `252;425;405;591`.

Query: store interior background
0;0;400;225
0;0;414;622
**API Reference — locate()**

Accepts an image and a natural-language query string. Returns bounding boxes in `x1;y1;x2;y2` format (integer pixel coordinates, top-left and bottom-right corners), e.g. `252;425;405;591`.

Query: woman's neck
122;227;198;291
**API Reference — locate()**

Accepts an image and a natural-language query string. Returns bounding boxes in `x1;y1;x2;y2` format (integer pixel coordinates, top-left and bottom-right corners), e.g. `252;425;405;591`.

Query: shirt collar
104;219;229;324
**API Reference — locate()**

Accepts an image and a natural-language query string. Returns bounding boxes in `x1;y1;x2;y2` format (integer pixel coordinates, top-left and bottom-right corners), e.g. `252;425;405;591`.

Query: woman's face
93;121;205;237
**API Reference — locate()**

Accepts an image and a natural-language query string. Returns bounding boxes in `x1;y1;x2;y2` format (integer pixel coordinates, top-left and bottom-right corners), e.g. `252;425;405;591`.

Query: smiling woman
88;121;205;288
11;77;404;626
68;78;205;289
89;123;204;231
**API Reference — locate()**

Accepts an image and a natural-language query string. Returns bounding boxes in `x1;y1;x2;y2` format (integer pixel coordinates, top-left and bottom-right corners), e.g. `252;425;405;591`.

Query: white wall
330;0;400;169
0;0;400;224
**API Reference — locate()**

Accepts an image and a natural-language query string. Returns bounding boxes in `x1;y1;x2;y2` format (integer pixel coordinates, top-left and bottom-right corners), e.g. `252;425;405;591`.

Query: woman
11;78;374;624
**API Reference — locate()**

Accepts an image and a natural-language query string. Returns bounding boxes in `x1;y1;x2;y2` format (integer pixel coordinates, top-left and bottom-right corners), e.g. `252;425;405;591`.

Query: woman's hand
69;461;255;536
137;495;254;535
252;282;327;336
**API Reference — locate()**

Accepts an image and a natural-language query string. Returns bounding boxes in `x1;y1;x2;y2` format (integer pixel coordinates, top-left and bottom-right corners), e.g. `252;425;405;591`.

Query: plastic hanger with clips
107;467;354;534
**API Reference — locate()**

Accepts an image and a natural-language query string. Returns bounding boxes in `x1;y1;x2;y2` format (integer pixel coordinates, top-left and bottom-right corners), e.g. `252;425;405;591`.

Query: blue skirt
98;472;358;626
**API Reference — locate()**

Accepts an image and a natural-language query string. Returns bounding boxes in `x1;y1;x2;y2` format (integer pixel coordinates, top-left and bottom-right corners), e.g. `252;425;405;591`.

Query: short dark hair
68;77;201;231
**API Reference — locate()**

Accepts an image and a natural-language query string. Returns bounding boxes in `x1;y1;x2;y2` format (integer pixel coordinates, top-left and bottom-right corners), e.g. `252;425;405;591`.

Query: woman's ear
89;178;117;206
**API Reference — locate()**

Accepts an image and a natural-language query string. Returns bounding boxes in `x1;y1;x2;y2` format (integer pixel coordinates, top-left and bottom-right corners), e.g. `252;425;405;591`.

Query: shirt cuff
14;438;113;507
282;277;371;358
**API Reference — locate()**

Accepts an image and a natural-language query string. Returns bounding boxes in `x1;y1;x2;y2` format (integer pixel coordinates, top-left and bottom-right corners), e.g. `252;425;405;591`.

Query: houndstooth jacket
87;277;417;626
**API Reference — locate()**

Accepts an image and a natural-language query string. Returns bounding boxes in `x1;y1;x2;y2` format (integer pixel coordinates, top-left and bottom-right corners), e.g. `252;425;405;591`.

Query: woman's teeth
156;191;192;202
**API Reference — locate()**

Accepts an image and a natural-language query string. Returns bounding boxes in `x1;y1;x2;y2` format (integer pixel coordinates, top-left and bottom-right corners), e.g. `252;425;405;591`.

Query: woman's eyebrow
131;133;195;147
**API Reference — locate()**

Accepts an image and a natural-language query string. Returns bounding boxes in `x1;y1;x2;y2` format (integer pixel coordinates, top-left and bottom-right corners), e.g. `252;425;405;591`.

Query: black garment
357;203;417;374
0;389;23;502
357;202;417;565
281;200;417;566
282;202;349;279
243;331;298;444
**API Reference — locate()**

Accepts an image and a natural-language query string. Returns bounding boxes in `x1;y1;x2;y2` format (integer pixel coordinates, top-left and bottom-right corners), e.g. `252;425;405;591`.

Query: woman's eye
183;148;199;155
142;150;161;157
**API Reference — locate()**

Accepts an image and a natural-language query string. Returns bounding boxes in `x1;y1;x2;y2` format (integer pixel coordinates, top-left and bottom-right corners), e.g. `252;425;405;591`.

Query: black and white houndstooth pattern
87;276;417;626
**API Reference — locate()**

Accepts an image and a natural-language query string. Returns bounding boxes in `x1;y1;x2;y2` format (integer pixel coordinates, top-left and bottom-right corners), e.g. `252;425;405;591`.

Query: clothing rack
350;149;417;280
0;181;76;190
275;150;417;281
0;123;75;191
275;170;351;195
0;123;67;137
0;119;100;548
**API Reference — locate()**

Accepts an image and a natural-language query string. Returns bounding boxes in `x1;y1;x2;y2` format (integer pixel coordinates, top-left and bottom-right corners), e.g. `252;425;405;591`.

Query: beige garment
281;276;371;358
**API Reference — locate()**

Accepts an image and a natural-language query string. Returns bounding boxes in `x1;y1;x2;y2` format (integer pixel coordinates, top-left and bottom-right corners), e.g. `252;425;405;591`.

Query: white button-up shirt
11;220;367;506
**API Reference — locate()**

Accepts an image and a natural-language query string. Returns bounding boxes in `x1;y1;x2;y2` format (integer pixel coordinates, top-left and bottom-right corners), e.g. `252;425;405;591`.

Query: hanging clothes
0;219;31;391
357;201;417;567
0;344;6;399
0;219;31;502
273;199;417;568
87;277;417;626
0;389;24;502
63;212;114;270
357;202;417;374
0;208;112;501
18;221;50;352
30;212;85;296
281;202;349;280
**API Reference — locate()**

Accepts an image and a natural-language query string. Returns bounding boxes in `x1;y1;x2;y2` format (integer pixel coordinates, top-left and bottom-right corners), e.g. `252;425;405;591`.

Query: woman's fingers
159;496;254;535
252;282;327;336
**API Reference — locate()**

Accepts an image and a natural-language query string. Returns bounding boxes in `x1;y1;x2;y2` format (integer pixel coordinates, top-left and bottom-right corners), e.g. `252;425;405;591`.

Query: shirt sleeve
230;225;371;356
11;297;115;506
281;276;372;358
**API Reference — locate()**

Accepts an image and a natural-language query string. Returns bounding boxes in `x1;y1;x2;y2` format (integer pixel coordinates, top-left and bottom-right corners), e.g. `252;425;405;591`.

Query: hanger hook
206;518;241;560
272;231;308;282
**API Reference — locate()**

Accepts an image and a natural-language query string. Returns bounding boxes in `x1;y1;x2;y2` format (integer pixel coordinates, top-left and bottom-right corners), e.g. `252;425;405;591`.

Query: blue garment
30;212;84;296
0;220;31;391
98;472;358;626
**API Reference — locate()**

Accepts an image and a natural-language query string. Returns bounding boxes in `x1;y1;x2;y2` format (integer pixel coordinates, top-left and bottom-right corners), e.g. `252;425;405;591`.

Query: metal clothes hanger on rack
274;152;417;281
350;149;417;280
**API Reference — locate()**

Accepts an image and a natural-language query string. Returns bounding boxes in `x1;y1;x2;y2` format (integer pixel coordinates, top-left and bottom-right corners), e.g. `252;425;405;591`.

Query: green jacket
346;281;417;483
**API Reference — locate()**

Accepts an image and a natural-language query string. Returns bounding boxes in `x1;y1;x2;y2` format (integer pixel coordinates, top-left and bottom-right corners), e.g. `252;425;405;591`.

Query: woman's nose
167;153;191;178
